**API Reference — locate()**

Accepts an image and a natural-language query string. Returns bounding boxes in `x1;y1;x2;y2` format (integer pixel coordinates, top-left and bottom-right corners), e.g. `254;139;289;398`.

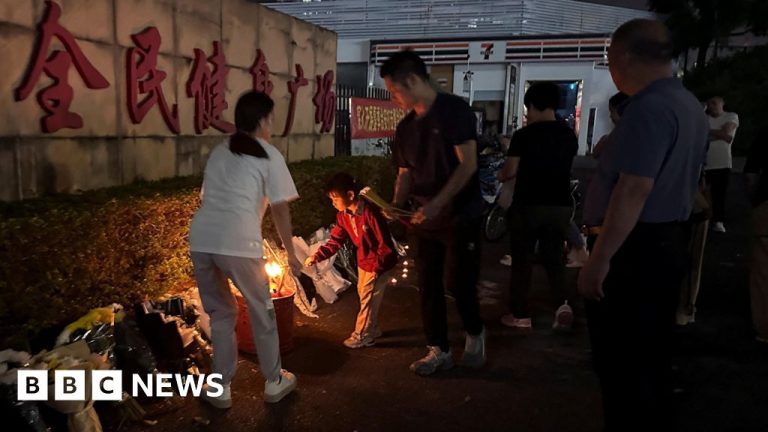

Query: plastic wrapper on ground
292;236;351;304
55;305;123;348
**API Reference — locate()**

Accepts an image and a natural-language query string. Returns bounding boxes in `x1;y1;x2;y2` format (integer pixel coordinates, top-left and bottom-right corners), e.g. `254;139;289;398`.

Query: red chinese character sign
349;98;407;139
126;27;180;134
282;64;308;137
313;70;336;133
186;41;235;134
14;0;335;140
15;0;110;133
250;49;274;95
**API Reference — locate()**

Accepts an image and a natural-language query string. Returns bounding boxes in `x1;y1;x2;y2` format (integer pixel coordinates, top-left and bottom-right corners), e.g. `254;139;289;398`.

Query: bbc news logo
17;370;224;401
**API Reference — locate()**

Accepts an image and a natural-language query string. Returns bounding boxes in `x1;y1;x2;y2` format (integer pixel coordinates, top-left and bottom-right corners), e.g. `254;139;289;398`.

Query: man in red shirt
306;173;398;348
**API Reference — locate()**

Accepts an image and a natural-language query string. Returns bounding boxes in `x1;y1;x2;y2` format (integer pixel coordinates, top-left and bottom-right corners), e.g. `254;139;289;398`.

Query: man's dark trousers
413;216;484;352
585;222;686;431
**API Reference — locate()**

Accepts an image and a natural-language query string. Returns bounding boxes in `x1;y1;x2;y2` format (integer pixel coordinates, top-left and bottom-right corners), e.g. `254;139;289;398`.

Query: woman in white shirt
189;91;302;407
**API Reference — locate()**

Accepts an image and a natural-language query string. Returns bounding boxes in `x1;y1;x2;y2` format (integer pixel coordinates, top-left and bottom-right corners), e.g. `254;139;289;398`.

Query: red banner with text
350;97;407;139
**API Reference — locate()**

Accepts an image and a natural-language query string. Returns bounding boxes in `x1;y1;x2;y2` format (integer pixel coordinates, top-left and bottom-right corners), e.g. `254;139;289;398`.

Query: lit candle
265;261;284;296
265;261;283;279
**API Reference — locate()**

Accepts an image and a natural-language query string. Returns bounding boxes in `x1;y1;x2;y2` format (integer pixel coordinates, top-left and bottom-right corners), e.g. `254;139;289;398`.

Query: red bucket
235;292;295;355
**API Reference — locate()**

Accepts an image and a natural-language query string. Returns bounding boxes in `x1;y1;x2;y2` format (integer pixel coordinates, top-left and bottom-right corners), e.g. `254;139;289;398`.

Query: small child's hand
304;256;317;267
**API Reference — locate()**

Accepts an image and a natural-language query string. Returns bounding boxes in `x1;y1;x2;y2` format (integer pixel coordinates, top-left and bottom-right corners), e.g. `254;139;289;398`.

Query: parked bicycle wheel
484;203;507;242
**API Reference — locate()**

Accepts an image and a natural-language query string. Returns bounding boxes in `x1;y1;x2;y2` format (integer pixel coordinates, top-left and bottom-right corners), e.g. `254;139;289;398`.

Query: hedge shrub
0;156;395;345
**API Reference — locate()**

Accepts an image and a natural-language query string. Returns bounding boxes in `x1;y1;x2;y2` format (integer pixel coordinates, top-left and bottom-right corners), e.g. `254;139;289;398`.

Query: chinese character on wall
186;41;235;134
126;27;180;134
282;64;308;137
15;0;110;133
250;49;274;96
14;1;337;140
313;70;335;133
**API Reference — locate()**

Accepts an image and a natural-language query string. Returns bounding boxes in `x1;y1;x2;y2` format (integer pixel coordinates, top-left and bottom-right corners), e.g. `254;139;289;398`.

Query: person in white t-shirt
189;91;302;407
704;96;739;233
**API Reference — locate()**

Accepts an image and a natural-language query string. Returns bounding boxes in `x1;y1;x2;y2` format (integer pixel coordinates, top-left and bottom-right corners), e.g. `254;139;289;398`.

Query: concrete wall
0;0;337;201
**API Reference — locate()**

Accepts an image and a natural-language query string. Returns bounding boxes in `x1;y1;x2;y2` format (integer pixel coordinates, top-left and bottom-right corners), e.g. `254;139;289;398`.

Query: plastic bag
114;320;157;375
334;241;358;284
134;303;211;375
68;403;102;432
288;274;318;319
292;236;351;304
68;323;115;360
55;305;123;347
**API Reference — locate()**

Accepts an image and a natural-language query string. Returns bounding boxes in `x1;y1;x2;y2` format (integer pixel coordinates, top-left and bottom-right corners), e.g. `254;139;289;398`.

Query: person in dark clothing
306;173;398;348
381;50;486;376
579;19;708;431
592;91;629;159
497;82;578;330
746;125;768;208
745;125;768;342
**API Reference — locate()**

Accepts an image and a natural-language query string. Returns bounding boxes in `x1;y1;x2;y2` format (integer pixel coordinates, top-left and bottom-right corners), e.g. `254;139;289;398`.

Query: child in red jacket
305;173;397;348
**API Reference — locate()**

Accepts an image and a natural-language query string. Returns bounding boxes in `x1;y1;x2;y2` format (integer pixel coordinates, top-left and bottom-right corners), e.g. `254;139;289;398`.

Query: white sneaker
676;309;695;326
553;302;574;330
201;383;232;409
500;314;532;329
712;222;726;233
264;370;297;403
409;346;454;376
462;328;486;368
566;247;589;268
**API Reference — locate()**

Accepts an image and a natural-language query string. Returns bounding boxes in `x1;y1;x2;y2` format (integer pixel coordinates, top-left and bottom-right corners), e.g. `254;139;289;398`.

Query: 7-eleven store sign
469;41;506;63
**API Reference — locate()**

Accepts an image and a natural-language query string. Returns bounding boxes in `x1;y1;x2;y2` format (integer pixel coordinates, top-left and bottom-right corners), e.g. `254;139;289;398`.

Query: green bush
683;45;768;156
0;156;395;345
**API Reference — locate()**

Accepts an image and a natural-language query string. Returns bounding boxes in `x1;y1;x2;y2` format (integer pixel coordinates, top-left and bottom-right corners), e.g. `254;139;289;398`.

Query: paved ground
113;172;768;432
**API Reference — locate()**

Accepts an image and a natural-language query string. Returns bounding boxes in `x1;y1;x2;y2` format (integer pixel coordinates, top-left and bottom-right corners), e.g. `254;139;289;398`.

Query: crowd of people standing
184;16;767;432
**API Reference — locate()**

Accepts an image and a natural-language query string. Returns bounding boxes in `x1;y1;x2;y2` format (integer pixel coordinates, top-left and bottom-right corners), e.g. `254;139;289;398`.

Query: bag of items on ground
0;298;214;432
0;225;386;431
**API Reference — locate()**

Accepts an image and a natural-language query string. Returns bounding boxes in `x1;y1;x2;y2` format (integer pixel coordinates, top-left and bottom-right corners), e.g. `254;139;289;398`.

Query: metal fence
335;85;392;156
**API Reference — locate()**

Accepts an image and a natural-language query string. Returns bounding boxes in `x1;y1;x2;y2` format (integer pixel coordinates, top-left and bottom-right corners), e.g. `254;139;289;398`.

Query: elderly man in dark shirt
579;19;708;430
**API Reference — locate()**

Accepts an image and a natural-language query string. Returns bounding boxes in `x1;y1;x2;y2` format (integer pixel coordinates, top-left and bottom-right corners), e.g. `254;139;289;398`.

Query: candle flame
265;261;283;279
